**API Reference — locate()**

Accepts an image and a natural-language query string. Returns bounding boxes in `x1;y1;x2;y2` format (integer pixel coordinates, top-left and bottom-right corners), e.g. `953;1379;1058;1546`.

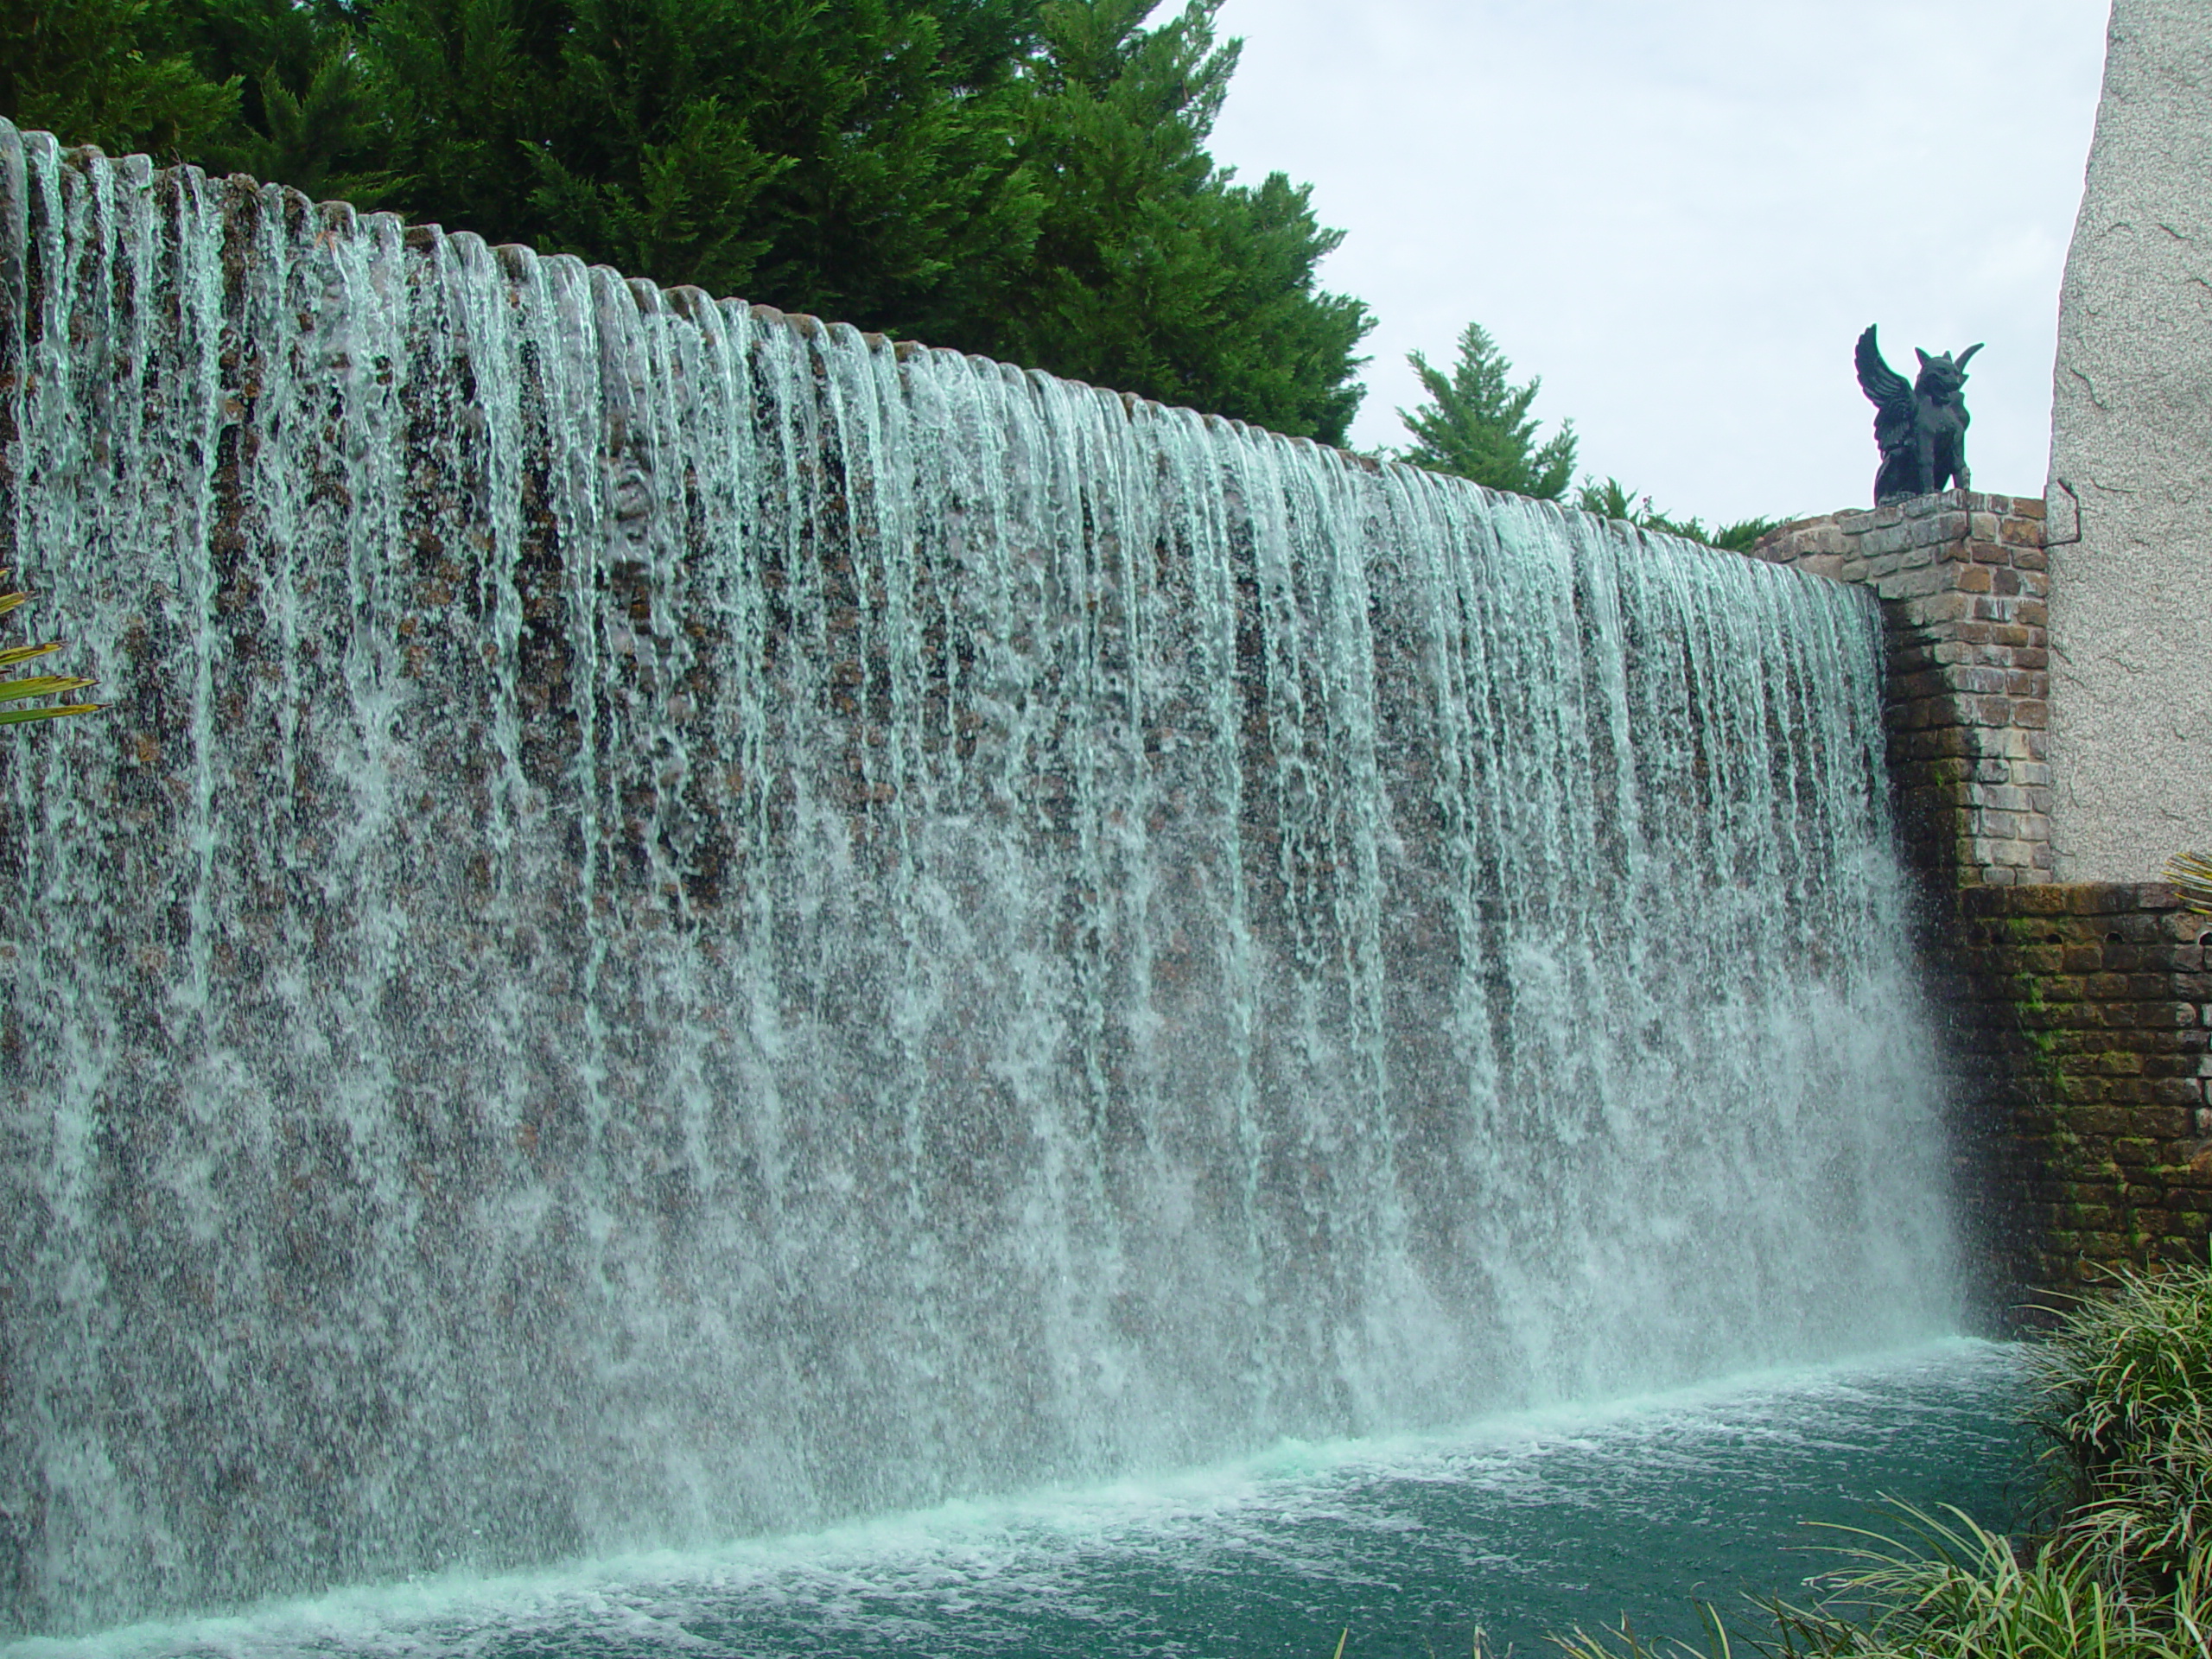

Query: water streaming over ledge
0;123;1956;1634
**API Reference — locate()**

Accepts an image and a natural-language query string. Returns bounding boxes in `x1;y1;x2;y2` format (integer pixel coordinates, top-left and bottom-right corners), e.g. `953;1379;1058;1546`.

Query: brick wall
1751;490;2050;890
1738;490;2212;1303
1938;885;2212;1306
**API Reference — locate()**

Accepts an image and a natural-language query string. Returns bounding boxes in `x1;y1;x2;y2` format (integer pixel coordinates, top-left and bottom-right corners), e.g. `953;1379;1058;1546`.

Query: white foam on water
9;1343;2024;1659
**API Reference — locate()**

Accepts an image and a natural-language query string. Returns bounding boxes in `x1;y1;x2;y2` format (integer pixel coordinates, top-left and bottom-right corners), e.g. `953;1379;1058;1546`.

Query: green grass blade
0;702;103;724
2166;850;2212;913
0;674;96;702
0;639;63;669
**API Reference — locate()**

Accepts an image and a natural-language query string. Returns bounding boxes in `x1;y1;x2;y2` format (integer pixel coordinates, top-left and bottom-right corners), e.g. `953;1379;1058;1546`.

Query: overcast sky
1204;0;2112;524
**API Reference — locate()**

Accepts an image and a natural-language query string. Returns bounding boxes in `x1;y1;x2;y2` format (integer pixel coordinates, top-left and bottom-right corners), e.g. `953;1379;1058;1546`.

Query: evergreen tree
1397;321;1576;499
2;0;1371;443
988;0;1370;443
179;0;391;200
0;0;238;159
1573;475;1787;553
354;0;1051;333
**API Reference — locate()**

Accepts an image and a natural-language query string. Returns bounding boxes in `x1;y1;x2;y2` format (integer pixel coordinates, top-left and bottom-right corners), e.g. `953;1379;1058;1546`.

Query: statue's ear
1915;348;1932;370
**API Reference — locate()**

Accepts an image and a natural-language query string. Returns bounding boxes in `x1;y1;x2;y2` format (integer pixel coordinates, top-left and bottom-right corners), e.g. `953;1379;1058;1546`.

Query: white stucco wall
2045;0;2212;882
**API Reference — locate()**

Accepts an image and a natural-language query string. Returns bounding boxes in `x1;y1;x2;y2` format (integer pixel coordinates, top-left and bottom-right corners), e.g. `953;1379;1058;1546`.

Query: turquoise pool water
19;1341;2031;1659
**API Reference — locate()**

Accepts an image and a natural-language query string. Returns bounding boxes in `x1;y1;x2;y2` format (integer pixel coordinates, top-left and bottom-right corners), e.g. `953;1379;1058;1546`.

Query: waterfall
0;123;1955;1634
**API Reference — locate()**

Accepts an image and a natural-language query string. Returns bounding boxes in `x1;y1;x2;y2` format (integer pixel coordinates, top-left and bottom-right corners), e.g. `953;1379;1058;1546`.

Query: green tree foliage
0;571;100;725
176;0;392;200
1573;475;1786;554
1396;322;1786;544
988;0;1371;442
1;0;1370;443
1396;321;1577;500
357;0;1052;343
0;0;238;159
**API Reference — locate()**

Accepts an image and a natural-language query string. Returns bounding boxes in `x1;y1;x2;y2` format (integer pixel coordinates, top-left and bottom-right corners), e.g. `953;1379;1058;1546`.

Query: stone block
1913;511;1971;546
1897;592;1976;627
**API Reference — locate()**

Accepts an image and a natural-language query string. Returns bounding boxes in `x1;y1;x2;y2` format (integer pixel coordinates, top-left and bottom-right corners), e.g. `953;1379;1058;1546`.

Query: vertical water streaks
0;123;1955;1634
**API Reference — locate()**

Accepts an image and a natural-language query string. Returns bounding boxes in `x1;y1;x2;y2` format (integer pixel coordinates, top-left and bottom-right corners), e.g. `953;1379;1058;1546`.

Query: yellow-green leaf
0;674;96;702
2166;850;2212;914
0;702;103;725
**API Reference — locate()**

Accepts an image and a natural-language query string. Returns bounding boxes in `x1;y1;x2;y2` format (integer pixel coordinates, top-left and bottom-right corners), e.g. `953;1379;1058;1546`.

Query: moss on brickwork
1943;884;2212;1307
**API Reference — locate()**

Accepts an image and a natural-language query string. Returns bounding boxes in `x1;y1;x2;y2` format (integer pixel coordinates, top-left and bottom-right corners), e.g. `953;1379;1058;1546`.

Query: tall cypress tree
989;0;1370;443
3;0;1373;445
352;0;1051;332
0;0;238;159
1397;322;1577;499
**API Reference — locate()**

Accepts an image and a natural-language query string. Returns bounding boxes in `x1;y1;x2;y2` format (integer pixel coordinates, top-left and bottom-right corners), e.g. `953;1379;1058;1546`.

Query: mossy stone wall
1938;884;2212;1308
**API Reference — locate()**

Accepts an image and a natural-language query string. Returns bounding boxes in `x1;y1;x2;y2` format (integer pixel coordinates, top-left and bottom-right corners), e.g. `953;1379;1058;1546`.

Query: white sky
1205;0;2113;524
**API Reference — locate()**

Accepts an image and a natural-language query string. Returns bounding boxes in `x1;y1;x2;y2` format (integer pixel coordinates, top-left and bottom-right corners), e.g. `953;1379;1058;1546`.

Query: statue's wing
1854;325;1914;445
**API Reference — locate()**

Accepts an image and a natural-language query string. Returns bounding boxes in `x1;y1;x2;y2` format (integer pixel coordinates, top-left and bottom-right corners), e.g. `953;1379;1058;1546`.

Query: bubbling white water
0;121;1955;1633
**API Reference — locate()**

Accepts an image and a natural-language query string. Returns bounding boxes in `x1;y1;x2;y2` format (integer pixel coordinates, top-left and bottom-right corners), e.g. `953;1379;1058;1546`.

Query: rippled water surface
25;1342;2032;1659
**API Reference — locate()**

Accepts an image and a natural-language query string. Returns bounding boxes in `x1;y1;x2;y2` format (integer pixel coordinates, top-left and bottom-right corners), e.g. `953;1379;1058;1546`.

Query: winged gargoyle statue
1853;325;1983;505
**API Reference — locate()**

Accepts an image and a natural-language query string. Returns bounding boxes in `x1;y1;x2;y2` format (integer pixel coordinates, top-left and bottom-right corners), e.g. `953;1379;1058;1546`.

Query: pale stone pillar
2045;0;2212;881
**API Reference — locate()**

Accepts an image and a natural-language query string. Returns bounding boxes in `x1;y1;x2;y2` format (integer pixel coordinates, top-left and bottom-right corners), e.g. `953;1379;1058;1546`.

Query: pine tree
178;0;391;200
353;0;1050;330
1397;322;1576;499
0;0;238;159
989;0;1370;443
3;0;1371;444
1573;476;1786;553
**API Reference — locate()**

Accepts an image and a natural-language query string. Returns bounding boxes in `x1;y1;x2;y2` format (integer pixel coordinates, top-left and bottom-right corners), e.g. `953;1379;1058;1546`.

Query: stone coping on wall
1751;491;2050;890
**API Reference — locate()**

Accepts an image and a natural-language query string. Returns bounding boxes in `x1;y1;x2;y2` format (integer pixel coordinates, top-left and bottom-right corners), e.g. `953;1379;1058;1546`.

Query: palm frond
0;573;102;727
2164;851;2212;914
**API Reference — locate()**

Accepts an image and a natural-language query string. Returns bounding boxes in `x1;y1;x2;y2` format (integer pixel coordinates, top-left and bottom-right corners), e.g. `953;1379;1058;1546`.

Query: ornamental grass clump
1553;1506;2209;1656
1541;1267;2212;1659
2164;851;2212;914
2032;1262;2212;1594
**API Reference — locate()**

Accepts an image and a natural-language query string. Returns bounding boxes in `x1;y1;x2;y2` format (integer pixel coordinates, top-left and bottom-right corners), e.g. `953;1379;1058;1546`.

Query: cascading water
0;122;1957;1637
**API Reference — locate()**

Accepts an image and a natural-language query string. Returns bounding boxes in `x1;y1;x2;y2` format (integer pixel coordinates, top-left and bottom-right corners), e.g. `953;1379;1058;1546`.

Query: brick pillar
1751;489;2050;890
1742;488;2212;1301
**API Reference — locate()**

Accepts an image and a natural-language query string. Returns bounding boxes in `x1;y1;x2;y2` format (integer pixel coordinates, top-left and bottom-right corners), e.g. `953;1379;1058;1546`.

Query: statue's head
1913;343;1984;396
